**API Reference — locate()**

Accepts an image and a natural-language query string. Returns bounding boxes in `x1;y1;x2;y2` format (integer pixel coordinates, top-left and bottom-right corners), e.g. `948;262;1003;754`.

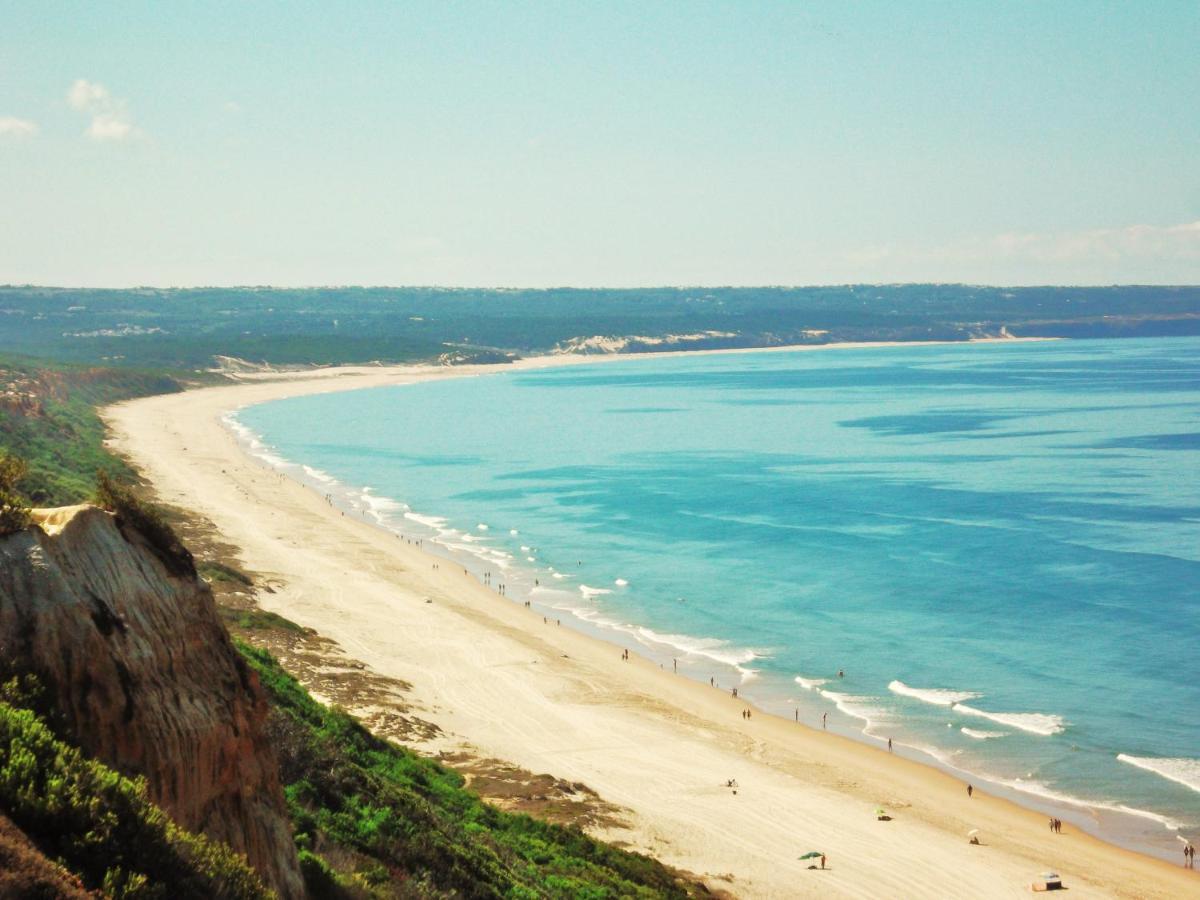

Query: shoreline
223;401;1189;860
106;341;1196;898
219;340;1192;862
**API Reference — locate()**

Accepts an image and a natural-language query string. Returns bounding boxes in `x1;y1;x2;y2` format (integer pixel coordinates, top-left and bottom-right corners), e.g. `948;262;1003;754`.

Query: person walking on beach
820;853;826;870
822;712;827;730
967;784;973;798
887;737;893;752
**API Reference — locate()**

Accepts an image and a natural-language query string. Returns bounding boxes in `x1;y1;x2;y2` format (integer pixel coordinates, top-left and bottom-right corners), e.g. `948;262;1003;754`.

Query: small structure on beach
1032;871;1063;891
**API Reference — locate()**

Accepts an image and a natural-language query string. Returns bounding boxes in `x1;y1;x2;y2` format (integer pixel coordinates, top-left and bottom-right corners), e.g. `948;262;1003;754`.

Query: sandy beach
105;344;1196;899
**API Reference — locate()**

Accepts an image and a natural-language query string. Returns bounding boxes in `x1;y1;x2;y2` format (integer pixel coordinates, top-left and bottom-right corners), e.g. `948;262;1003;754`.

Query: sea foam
629;627;760;675
961;727;1007;740
1117;755;1200;794
818;689;891;734
993;777;1184;831
794;676;829;690
889;680;981;707
954;704;1065;736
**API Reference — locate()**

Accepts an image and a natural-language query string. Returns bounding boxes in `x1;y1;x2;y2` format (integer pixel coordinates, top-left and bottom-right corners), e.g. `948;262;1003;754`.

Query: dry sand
105;345;1196;899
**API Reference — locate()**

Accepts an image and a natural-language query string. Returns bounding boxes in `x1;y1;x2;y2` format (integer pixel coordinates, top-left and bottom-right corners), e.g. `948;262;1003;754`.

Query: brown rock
0;506;303;899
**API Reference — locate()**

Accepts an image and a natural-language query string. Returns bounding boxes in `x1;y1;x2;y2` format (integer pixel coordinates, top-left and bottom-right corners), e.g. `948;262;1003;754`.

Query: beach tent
1032;871;1063;892
798;851;823;860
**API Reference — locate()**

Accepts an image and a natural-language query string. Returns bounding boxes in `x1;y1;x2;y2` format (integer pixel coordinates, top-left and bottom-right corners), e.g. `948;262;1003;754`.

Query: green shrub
0;454;31;536
221;607;306;633
298;849;350;899
239;641;695;898
0;358;180;507
94;471;195;578
199;560;254;586
0;697;269;899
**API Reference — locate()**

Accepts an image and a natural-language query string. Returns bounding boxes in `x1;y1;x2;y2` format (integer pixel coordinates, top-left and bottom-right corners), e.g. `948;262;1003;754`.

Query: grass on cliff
0;676;269;900
0;355;183;506
238;641;700;899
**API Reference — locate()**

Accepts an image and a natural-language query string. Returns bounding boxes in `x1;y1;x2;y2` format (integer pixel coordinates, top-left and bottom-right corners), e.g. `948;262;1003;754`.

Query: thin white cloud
67;79;136;141
848;221;1200;268
0;116;39;139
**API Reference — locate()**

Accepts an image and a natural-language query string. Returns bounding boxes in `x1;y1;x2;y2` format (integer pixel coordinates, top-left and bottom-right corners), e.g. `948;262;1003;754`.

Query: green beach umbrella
798;851;823;860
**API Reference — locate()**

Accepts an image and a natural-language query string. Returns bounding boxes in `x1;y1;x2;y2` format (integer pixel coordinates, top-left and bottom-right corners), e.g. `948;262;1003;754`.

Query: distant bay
235;337;1200;859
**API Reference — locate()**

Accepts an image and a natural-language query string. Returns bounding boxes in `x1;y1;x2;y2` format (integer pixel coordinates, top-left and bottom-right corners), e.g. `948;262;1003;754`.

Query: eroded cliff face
0;505;303;899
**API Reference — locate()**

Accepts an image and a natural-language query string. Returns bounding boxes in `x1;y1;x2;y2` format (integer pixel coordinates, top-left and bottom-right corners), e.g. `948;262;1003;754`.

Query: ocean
232;337;1200;859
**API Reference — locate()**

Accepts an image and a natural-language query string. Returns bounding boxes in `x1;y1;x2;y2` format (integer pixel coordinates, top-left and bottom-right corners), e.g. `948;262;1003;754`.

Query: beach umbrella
875;807;886;815
967;829;979;837
798;851;823;859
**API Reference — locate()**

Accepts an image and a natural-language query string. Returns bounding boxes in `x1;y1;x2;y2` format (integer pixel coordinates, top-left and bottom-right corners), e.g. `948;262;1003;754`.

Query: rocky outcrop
0;505;303;899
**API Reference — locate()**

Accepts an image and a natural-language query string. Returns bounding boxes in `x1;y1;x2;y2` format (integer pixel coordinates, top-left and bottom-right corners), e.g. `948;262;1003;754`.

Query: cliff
0;505;303;899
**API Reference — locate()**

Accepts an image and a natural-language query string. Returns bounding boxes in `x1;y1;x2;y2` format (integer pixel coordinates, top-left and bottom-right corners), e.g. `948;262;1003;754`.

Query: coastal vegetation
0;676;269;899
0;354;181;505
240;641;696;898
0;633;697;898
2;284;1199;371
0;437;700;896
0;453;31;535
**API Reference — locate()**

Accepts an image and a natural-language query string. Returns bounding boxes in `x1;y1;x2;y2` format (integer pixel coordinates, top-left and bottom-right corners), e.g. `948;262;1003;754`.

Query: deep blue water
235;337;1200;857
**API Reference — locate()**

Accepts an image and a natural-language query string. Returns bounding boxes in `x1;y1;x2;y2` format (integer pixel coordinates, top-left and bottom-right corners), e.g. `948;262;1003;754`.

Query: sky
1;1;1198;288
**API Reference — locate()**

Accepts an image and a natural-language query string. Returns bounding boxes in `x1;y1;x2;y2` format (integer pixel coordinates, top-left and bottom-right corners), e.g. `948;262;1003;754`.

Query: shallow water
236;337;1200;858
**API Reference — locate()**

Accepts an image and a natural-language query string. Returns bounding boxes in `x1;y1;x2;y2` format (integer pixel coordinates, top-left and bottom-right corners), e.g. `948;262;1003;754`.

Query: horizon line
4;282;1200;293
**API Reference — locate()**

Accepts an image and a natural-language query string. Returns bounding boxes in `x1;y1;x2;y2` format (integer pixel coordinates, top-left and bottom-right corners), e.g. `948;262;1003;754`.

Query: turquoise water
235;338;1200;858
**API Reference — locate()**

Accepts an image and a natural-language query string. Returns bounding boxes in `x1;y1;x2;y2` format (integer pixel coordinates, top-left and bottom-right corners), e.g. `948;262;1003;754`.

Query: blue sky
1;1;1197;287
